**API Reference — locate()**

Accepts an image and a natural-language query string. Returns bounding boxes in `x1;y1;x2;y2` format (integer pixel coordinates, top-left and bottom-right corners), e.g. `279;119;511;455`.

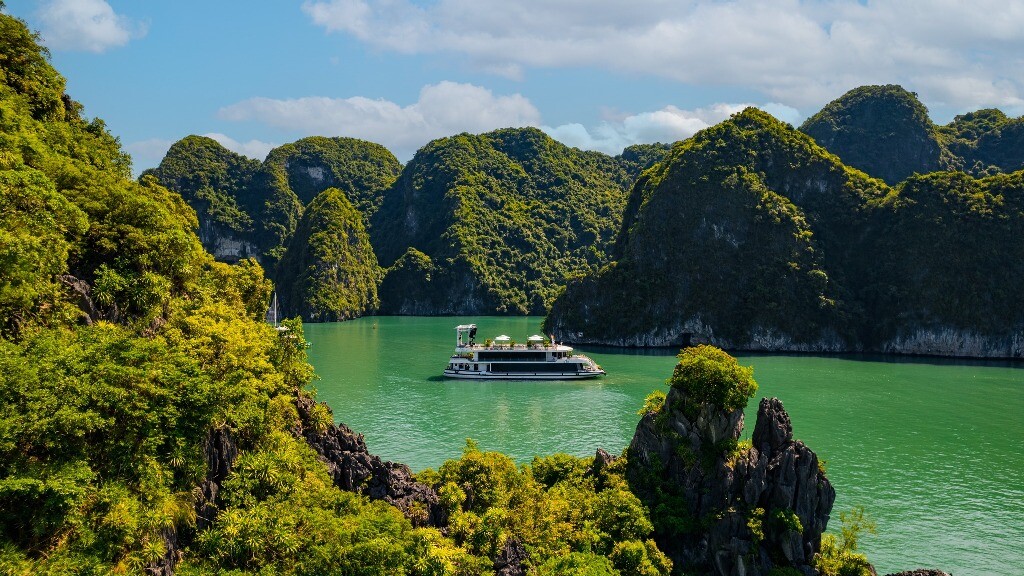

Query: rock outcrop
628;390;834;576
493;537;529;576
147;427;239;576
294;394;441;527
883;570;951;576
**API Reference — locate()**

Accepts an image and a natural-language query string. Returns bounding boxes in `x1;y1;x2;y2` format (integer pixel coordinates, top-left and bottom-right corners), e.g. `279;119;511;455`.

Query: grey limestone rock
294;394;442;527
628;394;834;576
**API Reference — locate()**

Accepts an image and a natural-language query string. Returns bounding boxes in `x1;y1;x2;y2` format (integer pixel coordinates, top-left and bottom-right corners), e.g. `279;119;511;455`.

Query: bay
305;316;1024;576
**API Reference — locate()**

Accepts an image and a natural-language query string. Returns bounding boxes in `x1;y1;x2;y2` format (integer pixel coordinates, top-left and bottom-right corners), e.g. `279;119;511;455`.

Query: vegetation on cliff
148;135;400;267
276;187;382;321
860;170;1024;346
549;106;1024;356
937;109;1024;176
262;136;401;215
625;346;876;576
370;128;645;315
799;84;950;184
548;108;886;349
144;136;301;264
800;84;1024;183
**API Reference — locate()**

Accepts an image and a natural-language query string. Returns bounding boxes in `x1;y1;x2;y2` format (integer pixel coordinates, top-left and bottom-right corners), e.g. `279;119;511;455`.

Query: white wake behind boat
443;324;605;380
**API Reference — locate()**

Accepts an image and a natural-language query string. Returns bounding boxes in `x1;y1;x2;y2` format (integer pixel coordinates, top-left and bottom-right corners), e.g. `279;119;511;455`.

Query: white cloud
35;0;147;53
302;0;1024;114
124;137;173;175
203;133;276;162
543;102;801;155
218;81;541;160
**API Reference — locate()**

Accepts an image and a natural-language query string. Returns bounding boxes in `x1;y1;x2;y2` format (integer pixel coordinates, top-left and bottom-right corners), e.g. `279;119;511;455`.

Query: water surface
305;316;1024;576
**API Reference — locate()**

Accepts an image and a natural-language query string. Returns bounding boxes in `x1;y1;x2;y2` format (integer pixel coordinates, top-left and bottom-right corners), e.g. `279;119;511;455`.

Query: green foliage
814;507;877;576
800;84;949;184
372;127;637;315
0;167;88;336
549;108;877;347
609;539;673;576
747;508;765;547
276;187;382;321
938;108;1024;176
669;346;757;414
770;509;803;534
434;441;670;574
535;552;618;576
637;389;667;416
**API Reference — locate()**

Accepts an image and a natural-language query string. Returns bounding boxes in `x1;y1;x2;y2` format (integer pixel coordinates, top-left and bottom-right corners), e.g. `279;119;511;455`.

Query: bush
637;389;667;416
668;345;757;414
814;507;876;576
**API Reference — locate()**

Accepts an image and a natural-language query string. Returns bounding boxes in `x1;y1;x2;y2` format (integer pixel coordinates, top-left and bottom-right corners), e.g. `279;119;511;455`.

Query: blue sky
7;0;1024;172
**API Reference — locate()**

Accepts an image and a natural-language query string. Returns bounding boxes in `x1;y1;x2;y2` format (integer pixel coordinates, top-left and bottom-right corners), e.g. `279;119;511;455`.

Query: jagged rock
884;571;951;576
493;537;529;576
147;427;238;576
144;528;180;576
591;448;616;475
196;427;238;530
294;394;442;526
628;395;834;576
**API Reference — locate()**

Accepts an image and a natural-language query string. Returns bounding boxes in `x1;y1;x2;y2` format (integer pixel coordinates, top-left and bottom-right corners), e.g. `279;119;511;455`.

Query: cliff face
628;392;834;576
148;136;399;268
140;134;288;262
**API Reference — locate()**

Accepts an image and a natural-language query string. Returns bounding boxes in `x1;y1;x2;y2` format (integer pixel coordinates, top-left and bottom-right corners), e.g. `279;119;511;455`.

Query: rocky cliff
939;109;1024;176
143;136;291;263
627;348;834;575
547;108;883;351
148;135;399;268
293;394;441;527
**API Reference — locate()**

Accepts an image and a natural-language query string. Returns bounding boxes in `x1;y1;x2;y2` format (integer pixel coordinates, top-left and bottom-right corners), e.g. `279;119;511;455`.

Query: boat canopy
494;335;511;341
527;335;544;342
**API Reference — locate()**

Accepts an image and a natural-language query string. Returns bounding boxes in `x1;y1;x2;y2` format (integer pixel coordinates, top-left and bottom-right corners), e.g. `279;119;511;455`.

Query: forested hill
151;127;668;319
800;84;1024;183
372;129;665;315
547;108;1024;358
146;134;401;265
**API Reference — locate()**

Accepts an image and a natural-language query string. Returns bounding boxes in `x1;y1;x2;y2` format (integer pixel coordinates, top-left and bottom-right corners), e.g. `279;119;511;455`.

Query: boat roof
455;324;476;330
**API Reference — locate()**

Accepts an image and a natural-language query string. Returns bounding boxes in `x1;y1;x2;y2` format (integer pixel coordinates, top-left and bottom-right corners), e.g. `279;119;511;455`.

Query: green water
305;316;1024;576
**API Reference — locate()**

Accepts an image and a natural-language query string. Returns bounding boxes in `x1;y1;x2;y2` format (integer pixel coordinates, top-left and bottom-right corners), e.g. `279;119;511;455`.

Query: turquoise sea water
305;316;1024;576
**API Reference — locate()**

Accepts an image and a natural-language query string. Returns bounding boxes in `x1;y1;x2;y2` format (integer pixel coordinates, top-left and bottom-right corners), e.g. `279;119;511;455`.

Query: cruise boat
443;324;605;380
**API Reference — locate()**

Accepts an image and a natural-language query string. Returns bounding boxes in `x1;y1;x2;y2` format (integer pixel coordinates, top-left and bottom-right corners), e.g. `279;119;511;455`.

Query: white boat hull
443;369;605;380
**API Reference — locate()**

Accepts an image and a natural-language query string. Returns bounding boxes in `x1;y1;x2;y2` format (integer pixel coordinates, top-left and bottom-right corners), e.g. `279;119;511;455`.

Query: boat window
473;364;478;371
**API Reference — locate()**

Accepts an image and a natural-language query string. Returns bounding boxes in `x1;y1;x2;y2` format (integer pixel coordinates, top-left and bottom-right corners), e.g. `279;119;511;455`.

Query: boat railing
458;343;560;351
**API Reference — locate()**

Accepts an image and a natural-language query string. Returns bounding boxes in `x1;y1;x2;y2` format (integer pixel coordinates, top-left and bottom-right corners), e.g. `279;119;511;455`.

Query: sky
7;0;1024;173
